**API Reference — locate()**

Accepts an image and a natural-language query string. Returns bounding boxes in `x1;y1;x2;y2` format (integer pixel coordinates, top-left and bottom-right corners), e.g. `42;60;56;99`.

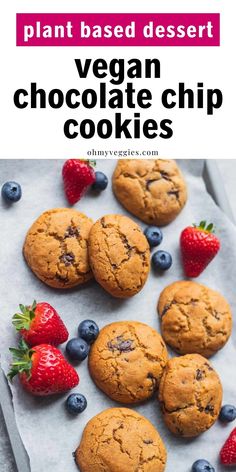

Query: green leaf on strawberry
12;301;69;347
8;341;79;396
12;301;37;331
206;223;214;232
8;339;34;381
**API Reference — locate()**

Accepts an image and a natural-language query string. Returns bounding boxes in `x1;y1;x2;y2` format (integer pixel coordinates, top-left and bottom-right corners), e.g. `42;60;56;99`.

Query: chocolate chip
160;171;171;181
204;363;213;371
161;300;177;317
213;310;221;320
196;399;204;412
167;190;179;199
147;373;157;391
118;340;133;352
205;404;214;414
196;369;203;381
121;235;132;257
143;439;153;444
56;273;69;282
60;252;75;266
146;179;158;189
161;304;171;317
101;217;106;228
107;336;134;353
64;226;79;238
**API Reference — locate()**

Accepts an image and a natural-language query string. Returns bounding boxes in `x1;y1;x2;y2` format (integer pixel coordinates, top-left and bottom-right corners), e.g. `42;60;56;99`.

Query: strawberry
62;159;96;204
8;340;79;396
12;301;69;347
180;221;220;277
220;427;236;466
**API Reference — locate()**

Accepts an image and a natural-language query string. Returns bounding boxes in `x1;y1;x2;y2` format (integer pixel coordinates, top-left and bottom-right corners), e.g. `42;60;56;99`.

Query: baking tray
0;159;234;472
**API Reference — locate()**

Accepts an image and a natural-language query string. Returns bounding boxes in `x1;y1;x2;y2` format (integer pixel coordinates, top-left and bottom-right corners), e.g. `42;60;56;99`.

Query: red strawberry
8;340;79;396
12;301;69;347
220;427;236;466
62;159;95;204
180;221;220;277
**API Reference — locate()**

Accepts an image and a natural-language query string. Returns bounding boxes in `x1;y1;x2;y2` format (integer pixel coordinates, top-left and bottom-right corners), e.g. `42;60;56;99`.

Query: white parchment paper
0;159;235;472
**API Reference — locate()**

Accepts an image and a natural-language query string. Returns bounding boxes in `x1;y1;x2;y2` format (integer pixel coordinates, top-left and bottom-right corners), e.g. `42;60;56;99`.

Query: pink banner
16;13;220;47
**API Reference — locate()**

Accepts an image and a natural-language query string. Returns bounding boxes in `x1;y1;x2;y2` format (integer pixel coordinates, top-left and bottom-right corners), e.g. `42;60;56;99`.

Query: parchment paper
0;159;235;472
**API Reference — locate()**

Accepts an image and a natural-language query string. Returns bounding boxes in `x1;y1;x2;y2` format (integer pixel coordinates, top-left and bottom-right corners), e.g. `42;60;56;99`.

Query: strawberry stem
88;160;96;168
193;221;215;233
78;159;96;168
8;339;34;380
12;301;37;331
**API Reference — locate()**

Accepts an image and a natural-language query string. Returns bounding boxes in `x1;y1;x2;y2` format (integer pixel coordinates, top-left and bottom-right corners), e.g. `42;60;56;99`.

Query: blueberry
66;338;89;361
65;393;87;415
91;172;108;191
1;181;22;202
219;404;236;422
144;226;163;247
78;320;99;344
152;250;172;271
192;460;215;472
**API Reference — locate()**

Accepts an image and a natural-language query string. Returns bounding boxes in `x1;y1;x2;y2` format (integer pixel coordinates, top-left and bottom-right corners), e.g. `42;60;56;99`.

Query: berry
152;250;172;271
8;340;79;396
144;226;163;247
1;181;22;202
66;338;89;361
78;320;99;344
65;393;87;415
192;459;215;472
62;159;95;204
219;405;236;423
91;171;108;191
180;221;220;278
220;427;236;465
12;301;69;347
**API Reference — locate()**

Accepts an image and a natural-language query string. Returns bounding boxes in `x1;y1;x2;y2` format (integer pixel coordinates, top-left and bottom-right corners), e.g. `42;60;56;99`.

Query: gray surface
0;407;16;472
204;161;235;224
0;369;29;472
0;159;236;472
217;160;236;221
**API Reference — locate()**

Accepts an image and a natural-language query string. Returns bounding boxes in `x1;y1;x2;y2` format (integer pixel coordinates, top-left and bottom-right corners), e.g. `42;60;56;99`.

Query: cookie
88;321;168;403
88;214;150;298
112;159;187;226
75;407;167;472
159;354;222;437
158;281;232;357
23;208;93;289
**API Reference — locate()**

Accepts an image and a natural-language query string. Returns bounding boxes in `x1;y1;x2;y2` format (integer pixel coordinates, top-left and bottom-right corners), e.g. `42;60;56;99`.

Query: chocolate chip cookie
158;281;232;357
75;407;167;472
88;214;150;298
112;159;187;226
159;354;222;437
88;321;168;403
23;208;93;289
